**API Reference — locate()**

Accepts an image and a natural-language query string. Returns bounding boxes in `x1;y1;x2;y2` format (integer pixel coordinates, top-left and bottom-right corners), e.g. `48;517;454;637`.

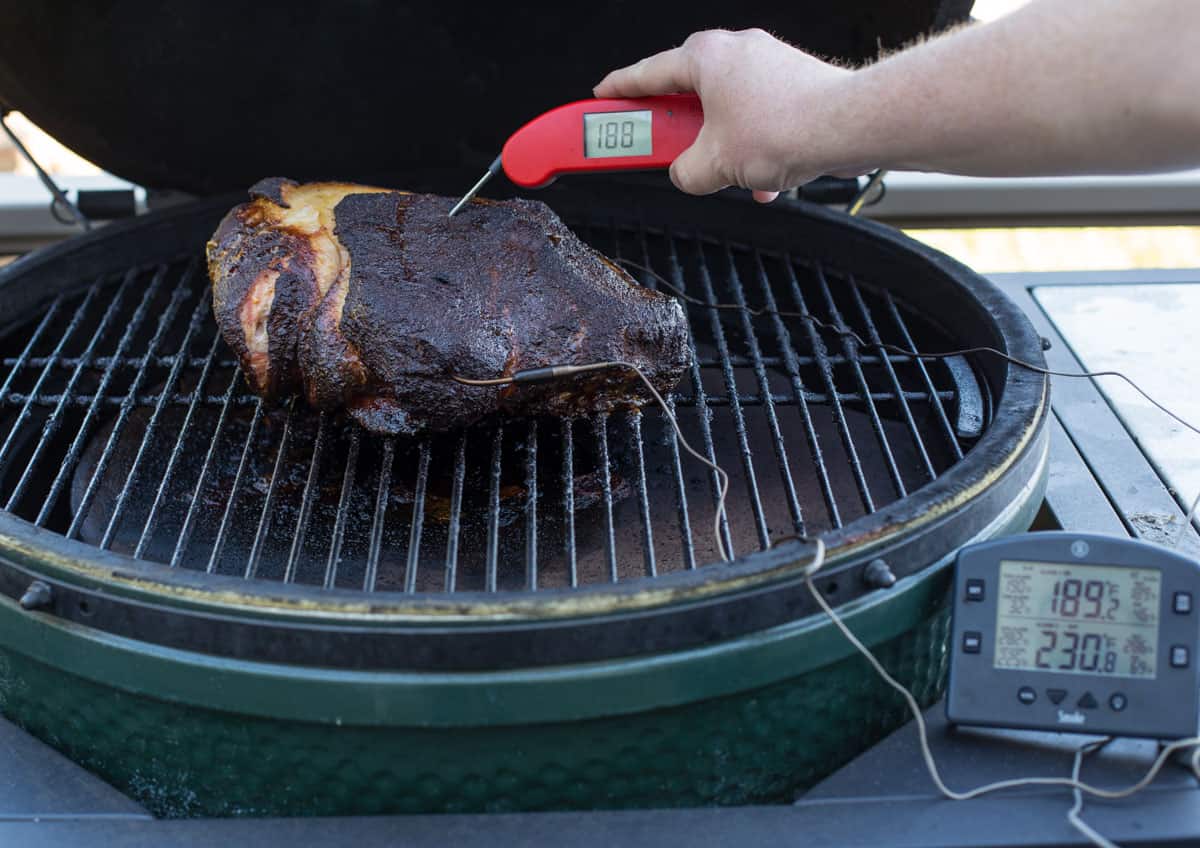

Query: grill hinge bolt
18;580;53;611
1041;336;1053;351
863;559;897;589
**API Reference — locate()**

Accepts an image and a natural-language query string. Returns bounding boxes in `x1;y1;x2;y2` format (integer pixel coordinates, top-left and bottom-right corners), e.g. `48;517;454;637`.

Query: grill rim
0;187;1048;668
0;465;1045;726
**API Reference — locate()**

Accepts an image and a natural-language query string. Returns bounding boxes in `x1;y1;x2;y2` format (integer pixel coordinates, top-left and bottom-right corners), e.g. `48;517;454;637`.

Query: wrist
778;62;887;183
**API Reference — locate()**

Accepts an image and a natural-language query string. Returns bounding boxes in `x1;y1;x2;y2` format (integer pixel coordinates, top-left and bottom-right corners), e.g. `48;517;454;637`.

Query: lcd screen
584;110;653;158
994;560;1160;679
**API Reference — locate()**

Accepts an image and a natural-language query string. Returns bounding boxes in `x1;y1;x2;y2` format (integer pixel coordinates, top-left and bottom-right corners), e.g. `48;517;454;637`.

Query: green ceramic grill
0;184;1048;817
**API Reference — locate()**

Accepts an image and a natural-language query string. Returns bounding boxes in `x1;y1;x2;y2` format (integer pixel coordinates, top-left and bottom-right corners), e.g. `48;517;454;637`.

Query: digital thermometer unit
948;533;1200;739
448;95;703;216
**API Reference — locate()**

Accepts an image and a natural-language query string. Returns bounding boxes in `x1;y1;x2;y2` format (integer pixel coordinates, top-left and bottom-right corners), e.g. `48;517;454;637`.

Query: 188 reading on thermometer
583;110;653;158
995;560;1161;679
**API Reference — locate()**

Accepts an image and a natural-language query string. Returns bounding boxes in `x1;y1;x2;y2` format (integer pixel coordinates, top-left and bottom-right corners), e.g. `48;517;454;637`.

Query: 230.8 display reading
994;560;1161;679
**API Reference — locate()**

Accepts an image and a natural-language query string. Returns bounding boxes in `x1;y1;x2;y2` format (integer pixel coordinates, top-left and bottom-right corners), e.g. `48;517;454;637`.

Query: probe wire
454;257;1200;563
801;539;1200;803
453;361;732;562
1069;739;1120;848
616;252;1200;841
453;256;1200;848
800;538;1200;848
616;258;1200;443
1176;489;1200;547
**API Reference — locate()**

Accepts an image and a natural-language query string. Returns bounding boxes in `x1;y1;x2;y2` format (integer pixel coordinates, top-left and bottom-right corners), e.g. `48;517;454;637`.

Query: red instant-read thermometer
448;94;703;216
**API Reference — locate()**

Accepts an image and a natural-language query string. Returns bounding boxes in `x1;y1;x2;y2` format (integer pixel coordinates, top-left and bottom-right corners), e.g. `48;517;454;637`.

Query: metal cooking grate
0;224;982;593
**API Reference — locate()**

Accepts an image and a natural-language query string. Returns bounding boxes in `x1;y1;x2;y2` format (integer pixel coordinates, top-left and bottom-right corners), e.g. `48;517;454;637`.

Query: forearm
833;0;1200;177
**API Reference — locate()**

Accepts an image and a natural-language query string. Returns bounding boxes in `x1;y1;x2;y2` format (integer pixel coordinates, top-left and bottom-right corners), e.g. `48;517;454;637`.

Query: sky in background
971;0;1031;22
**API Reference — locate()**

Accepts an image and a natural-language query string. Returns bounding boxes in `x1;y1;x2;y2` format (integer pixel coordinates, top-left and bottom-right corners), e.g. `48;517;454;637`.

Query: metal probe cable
452;362;733;562
800;538;1200;848
452;257;1200;563
452;245;1200;845
614;259;1200;451
1068;739;1120;848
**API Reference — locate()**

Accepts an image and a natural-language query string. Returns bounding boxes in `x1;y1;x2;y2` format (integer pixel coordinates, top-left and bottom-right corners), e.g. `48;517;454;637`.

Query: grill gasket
0;187;1047;668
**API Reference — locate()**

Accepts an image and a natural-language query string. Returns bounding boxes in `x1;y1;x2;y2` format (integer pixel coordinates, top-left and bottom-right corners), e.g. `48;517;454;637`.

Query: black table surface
2;701;1198;848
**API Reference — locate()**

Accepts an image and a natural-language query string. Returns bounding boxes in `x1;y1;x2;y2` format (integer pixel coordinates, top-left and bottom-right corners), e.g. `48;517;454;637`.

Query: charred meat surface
207;179;692;434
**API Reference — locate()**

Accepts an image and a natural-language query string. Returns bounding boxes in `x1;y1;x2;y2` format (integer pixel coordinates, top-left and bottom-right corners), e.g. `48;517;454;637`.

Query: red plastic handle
500;94;703;188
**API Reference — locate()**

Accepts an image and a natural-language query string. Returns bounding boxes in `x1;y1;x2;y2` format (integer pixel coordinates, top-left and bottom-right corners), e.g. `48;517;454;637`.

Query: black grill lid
0;1;971;195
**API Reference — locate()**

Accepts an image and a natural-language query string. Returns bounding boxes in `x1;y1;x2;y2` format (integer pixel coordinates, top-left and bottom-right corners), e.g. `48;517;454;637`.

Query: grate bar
628;411;658;577
0;295;65;411
752;250;836;530
0;285;102;489
785;257;876;514
523;420;538;590
846;275;938;482
403;441;431;594
135;332;222;559
204;399;266;574
0;387;958;411
635;232;696;570
484;426;504;592
812;264;907;499
692;237;770;550
5;271;142;514
610;227;656;578
593;415;619;583
283;412;328;584
666;230;734;561
323;427;361;589
723;245;805;537
101;284;214;549
883;292;965;459
443;433;467;592
168;363;250;569
245;399;297;579
59;263;190;532
0;224;990;593
561;419;578;586
365;437;396;592
2;352;921;372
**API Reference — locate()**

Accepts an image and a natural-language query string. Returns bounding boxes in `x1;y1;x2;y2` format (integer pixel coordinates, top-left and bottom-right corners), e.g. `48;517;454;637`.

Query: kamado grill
0;0;1047;820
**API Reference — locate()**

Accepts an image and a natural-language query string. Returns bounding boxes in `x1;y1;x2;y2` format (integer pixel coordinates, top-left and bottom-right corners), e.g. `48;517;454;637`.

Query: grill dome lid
0;0;971;195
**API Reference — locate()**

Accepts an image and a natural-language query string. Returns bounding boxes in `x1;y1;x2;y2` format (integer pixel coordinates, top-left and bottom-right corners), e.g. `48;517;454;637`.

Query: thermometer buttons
1171;645;1190;668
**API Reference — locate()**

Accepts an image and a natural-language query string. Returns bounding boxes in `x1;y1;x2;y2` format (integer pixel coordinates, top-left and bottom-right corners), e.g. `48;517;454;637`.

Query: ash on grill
0;224;978;593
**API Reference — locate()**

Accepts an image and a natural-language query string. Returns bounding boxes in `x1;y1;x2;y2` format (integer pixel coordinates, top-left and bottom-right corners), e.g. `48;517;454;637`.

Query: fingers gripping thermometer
448;94;703;217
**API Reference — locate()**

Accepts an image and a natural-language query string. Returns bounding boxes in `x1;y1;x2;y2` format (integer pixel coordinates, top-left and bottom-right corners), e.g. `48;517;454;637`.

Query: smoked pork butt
207;179;692;435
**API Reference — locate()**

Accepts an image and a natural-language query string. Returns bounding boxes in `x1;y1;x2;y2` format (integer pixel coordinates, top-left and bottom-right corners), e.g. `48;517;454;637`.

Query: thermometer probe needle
448;155;503;218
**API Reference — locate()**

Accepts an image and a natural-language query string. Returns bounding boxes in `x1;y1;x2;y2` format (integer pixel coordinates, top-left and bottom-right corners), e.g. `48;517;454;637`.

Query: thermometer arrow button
1077;692;1099;710
1046;688;1067;705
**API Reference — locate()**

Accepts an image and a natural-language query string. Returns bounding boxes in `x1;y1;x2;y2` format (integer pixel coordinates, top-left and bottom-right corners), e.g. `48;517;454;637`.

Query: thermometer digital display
583;110;653;158
947;533;1200;739
994;560;1160;679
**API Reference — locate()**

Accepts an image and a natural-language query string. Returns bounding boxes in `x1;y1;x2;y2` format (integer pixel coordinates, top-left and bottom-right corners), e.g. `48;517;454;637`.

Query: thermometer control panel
947;532;1200;738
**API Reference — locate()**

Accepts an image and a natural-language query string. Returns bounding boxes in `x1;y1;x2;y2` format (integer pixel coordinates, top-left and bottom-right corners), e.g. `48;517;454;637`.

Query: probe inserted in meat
207;178;692;435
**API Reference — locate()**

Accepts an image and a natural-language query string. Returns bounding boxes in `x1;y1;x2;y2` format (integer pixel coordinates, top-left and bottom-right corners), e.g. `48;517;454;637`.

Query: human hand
595;29;863;203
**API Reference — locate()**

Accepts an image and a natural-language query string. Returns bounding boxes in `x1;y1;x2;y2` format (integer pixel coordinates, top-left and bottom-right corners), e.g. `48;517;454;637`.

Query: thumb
668;127;728;196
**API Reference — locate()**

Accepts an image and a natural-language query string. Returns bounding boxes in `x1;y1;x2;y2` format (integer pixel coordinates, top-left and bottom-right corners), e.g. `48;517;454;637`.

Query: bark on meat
206;179;692;434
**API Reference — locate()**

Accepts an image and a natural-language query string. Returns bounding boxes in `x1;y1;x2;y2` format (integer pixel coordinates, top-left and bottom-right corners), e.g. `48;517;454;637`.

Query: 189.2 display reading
995;560;1161;679
583;110;653;158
